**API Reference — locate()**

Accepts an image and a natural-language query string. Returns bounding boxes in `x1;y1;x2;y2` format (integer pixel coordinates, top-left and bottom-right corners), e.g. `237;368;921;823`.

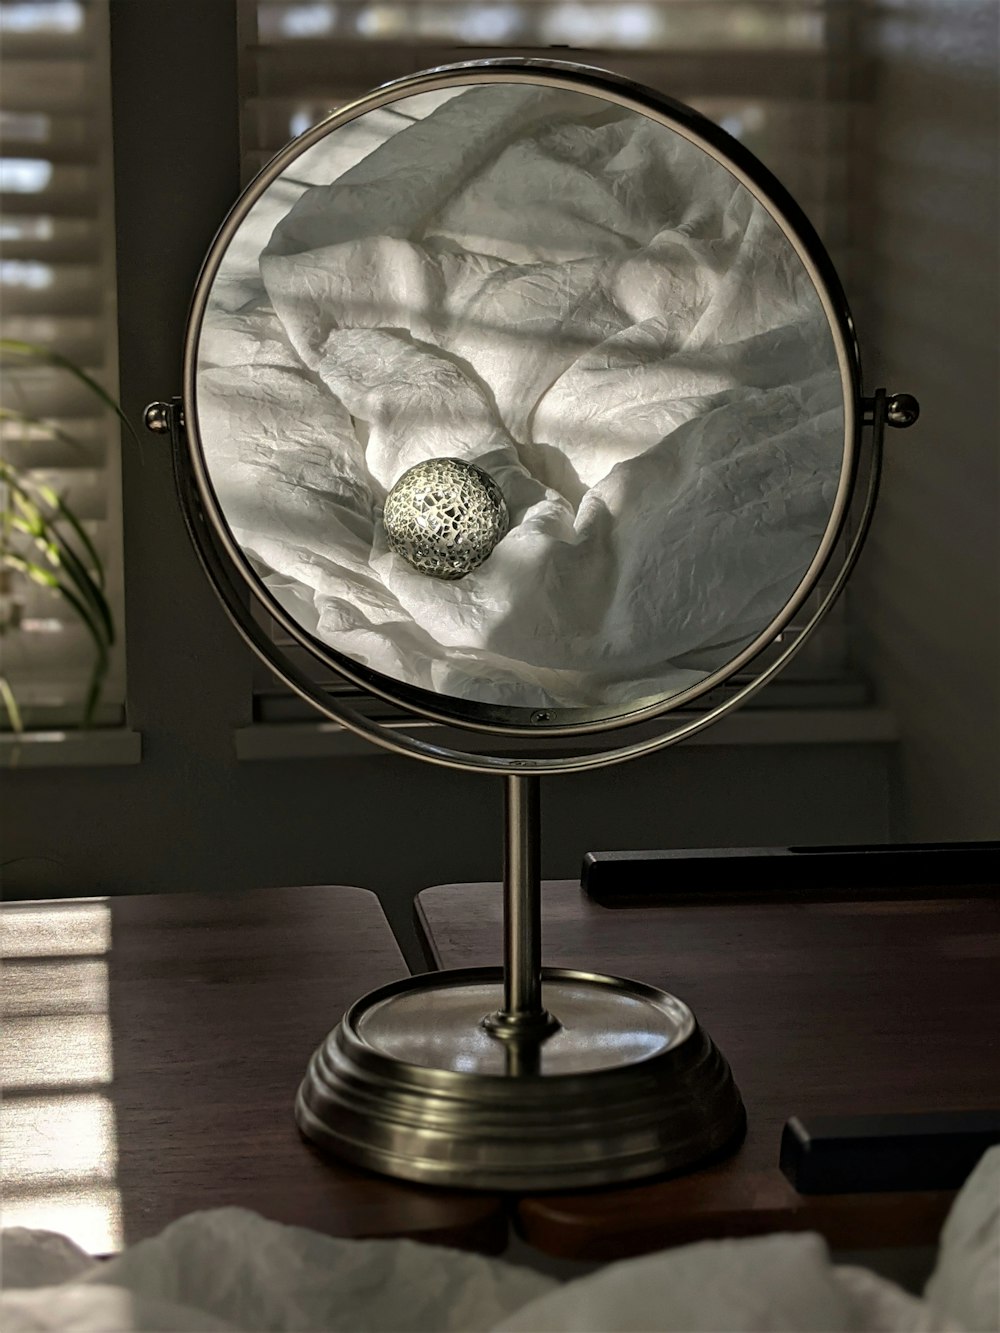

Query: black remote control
780;1110;1000;1193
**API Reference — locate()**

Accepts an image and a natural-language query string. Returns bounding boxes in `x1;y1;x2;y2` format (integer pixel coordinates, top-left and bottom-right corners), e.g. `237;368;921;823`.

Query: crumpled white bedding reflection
3;1147;998;1332
197;84;844;708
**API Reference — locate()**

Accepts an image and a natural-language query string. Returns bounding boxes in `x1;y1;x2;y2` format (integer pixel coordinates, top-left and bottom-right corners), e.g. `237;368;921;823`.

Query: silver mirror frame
179;57;868;759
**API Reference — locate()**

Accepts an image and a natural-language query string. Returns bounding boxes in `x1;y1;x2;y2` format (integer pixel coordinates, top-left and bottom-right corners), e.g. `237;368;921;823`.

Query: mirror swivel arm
862;390;920;430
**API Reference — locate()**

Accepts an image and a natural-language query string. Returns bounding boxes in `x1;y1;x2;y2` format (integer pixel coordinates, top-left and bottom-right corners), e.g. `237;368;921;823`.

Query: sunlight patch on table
1;1012;112;1088
0;1186;123;1256
1;957;110;1017
1;900;123;1254
1;901;111;958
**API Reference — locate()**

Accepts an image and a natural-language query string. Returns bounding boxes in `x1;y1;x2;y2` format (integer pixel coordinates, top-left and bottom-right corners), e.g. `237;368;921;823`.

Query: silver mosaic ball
383;457;509;581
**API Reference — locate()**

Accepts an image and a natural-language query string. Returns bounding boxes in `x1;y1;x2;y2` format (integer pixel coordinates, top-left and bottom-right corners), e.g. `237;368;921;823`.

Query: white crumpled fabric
0;1211;550;1332
3;1147;998;1333
197;82;845;708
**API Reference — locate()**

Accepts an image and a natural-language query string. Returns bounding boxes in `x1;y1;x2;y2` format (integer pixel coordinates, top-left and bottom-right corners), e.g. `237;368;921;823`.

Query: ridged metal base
296;967;745;1190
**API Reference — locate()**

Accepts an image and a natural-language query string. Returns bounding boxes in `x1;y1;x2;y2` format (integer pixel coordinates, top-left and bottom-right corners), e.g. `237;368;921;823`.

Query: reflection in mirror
195;81;846;711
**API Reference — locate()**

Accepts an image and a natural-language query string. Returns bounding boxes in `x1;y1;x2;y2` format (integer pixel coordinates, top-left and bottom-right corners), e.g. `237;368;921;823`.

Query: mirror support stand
147;385;924;1191
485;774;560;1040
151;411;751;1191
503;773;542;1019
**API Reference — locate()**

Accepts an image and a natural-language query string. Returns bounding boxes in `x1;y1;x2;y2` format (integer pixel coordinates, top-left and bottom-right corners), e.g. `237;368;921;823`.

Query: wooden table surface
1;887;506;1256
416;879;1000;1261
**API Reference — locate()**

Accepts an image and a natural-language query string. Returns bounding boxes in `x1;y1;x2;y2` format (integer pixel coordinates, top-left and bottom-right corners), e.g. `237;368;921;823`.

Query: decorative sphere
383;458;509;580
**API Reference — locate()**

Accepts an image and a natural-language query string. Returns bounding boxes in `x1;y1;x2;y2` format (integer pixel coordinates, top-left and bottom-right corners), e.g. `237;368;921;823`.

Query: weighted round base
296;967;745;1190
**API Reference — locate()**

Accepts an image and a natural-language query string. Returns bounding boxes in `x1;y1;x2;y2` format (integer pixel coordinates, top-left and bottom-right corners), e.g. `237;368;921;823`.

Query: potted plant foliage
0;338;137;731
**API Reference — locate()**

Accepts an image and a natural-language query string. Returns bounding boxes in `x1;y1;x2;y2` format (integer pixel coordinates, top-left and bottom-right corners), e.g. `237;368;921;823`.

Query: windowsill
235;707;898;761
0;729;142;768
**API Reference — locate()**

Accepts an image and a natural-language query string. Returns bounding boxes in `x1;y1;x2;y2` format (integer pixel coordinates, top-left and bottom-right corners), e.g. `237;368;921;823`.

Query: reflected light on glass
289;108;320;138
715;103;767;141
20;617;65;633
278;2;337;37
0;111;51;143
457;4;520;43
541;1;646;46
0;1;84;33
355;4;403;37
0;259;54;290
609;3;658;43
0;158;53;193
0;216;54;242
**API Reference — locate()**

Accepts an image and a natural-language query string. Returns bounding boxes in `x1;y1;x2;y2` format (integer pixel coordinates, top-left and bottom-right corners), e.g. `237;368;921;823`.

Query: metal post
503;773;542;1019
483;773;558;1040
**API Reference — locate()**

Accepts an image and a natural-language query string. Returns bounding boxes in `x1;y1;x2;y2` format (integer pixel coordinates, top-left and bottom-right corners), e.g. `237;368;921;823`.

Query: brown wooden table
416;879;1000;1261
1;887;506;1255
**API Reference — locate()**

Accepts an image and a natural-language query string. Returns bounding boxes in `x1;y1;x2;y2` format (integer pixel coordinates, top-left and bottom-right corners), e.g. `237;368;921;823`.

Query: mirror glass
192;79;848;715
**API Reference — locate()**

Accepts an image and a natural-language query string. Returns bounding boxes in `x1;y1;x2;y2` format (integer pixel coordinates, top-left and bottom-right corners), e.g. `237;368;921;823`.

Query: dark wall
855;0;1000;840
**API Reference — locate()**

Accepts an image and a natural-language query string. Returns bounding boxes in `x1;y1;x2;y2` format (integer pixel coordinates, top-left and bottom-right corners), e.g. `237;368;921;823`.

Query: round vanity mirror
162;60;916;1191
184;62;859;735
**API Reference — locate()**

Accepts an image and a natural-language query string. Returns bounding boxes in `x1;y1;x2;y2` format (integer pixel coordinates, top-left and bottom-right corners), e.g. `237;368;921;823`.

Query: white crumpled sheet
3;1147;997;1332
197;83;845;708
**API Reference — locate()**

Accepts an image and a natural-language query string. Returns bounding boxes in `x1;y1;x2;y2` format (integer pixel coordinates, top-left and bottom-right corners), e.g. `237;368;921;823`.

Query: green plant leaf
1;463;109;609
15;521;114;649
0;407;90;455
49;534;114;646
81;652;107;728
1;341;122;729
0;338;142;448
11;491;47;539
0;673;23;733
16;524;61;565
41;568;107;659
29;477;106;591
50;491;105;590
4;551;60;589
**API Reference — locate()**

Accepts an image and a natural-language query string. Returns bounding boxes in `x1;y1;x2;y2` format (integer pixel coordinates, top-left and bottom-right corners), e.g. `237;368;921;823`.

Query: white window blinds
0;0;125;729
237;0;868;723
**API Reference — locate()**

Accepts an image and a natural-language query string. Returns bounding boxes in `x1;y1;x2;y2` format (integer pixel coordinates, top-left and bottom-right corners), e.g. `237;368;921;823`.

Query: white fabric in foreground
197;83;845;708
0;1213;552;1333
3;1147;998;1333
7;1141;1000;1327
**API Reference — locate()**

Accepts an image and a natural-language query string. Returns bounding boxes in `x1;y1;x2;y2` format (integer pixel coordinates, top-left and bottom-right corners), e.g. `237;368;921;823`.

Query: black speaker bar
582;842;1000;906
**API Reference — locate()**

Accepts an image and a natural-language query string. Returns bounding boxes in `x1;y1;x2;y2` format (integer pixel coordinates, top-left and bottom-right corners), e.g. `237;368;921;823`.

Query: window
0;0;125;730
236;0;870;726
